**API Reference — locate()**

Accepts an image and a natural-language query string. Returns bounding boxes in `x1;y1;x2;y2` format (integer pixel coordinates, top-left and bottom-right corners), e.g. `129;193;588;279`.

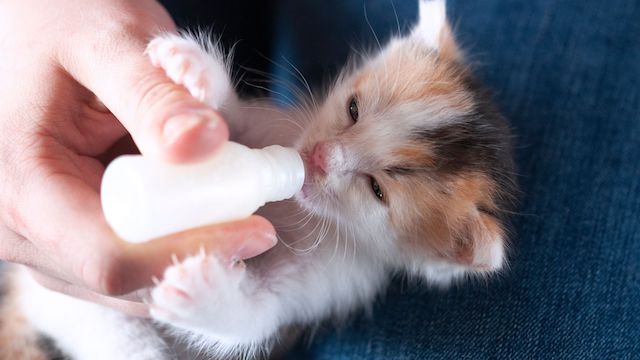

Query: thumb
60;25;228;163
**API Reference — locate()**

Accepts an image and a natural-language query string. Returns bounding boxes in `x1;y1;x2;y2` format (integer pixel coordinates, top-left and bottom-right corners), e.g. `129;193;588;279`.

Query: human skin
0;0;276;317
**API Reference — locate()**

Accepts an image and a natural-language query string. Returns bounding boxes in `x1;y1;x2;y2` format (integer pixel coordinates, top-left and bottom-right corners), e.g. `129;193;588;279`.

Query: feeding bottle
101;142;304;243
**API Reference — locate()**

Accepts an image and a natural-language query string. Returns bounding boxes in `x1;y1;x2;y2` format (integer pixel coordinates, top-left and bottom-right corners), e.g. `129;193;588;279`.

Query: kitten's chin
295;181;321;211
294;178;327;216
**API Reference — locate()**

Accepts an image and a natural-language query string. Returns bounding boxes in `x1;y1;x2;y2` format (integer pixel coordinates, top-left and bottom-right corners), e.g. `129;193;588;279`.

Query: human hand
0;0;277;317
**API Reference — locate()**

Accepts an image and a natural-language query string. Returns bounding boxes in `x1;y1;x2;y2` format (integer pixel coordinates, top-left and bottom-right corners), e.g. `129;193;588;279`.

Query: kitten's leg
14;268;168;360
147;34;300;149
150;244;387;355
150;253;280;353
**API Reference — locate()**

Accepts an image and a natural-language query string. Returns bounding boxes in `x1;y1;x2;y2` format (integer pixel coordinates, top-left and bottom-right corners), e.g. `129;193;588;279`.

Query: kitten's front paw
147;34;232;109
150;252;247;333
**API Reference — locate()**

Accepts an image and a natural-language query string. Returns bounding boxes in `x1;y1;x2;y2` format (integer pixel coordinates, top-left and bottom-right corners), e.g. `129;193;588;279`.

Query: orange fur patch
387;172;502;267
391;143;435;168
356;42;473;114
0;268;48;360
438;23;462;62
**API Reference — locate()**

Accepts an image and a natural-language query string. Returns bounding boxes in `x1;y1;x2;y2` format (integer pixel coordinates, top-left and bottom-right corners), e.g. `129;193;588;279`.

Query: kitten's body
2;1;515;359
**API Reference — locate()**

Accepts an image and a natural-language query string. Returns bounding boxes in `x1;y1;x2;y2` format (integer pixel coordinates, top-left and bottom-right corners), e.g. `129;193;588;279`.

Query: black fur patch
37;334;70;360
411;73;517;217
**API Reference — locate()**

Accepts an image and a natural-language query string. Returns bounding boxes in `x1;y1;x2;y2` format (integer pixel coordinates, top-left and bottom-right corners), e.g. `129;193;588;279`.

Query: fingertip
167;216;277;259
243;215;277;241
160;108;229;163
118;216;276;290
217;216;278;260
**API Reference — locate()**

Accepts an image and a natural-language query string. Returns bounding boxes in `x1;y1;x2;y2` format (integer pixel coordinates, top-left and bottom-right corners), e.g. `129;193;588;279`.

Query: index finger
58;13;228;163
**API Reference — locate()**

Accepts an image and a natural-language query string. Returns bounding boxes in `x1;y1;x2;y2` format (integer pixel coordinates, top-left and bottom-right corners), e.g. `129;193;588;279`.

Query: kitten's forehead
345;40;475;171
355;40;473;119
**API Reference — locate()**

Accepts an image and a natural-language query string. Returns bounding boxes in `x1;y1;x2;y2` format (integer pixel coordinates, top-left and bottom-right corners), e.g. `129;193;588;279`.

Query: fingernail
162;109;219;146
235;231;278;260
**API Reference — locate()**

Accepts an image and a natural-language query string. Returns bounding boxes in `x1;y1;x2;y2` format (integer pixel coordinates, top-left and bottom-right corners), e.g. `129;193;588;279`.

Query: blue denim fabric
160;1;640;358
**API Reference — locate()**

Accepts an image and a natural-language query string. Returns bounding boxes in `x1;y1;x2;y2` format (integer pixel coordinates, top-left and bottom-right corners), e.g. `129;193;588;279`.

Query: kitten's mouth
298;150;325;200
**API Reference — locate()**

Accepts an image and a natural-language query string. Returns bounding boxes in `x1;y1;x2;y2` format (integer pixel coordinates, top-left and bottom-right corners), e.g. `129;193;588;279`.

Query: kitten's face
295;0;515;283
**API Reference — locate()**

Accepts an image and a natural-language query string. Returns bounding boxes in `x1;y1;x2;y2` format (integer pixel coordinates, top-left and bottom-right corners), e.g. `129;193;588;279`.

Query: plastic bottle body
101;142;304;243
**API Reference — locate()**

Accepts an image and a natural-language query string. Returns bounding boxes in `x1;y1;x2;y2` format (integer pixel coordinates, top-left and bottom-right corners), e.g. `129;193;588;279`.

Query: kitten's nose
311;141;345;173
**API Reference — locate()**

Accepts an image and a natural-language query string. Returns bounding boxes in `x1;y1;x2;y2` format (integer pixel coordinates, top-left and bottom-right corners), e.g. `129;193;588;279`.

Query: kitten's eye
370;176;384;202
348;97;359;122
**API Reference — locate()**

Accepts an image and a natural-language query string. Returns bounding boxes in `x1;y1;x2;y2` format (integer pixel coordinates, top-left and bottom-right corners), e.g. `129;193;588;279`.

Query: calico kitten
5;0;515;358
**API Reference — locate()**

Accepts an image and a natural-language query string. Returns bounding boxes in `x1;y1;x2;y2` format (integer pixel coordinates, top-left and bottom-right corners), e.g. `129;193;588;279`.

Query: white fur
147;33;233;109
413;0;447;49
15;268;169;360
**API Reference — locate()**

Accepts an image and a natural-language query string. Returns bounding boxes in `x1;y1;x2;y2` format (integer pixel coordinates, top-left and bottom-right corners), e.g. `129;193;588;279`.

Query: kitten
4;1;515;358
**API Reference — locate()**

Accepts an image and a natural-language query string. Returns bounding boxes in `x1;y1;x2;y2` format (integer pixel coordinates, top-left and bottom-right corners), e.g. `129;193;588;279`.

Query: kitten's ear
412;0;461;61
448;211;506;272
409;207;507;284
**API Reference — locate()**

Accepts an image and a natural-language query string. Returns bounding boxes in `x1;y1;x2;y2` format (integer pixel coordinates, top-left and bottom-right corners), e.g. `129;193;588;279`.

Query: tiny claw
151;276;161;286
195;78;208;101
229;257;246;270
163;285;192;301
176;58;190;79
146;42;161;65
201;257;211;285
171;253;180;266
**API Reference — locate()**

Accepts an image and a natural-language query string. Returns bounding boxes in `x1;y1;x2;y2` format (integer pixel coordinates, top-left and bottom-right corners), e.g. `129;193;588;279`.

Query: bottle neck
256;145;305;202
